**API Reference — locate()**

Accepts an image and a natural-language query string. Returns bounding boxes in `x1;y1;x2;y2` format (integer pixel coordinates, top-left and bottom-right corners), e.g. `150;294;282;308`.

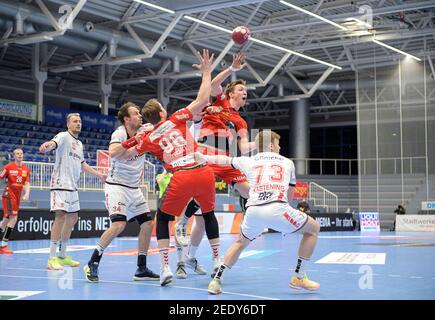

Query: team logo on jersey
174;113;190;120
9;170;18;175
71;141;78;150
22;171;28;177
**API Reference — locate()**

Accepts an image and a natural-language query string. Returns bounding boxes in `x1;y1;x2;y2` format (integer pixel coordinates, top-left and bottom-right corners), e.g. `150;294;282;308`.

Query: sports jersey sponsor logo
9;170;18;175
254;155;283;161
149;121;176;142
283;212;302;228
68;151;82;161
170;154;195;167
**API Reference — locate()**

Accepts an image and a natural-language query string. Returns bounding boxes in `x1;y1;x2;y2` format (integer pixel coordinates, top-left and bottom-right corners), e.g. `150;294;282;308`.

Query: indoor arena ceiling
0;0;434;128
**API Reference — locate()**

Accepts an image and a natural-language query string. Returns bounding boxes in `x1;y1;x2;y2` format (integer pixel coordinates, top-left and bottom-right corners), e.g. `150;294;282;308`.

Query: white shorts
241;202;308;241
50;190;80;213
104;183;150;222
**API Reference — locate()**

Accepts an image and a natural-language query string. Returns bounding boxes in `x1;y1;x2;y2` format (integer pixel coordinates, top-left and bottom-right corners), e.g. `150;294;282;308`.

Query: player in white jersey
39;113;106;270
83;102;159;282
195;130;321;294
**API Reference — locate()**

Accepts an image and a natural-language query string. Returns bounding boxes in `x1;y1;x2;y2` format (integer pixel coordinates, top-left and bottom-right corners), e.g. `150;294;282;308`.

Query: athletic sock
187;244;198;259
294;256;309;278
138;251;147;268
49;240;58;258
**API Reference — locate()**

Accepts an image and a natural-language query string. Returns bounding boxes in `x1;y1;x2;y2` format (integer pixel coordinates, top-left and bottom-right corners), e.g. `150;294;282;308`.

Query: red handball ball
231;26;251;45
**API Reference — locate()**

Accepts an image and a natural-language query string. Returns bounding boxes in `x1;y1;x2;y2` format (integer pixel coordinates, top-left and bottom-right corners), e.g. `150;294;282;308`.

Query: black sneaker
133;266;160;281
84;262;99;283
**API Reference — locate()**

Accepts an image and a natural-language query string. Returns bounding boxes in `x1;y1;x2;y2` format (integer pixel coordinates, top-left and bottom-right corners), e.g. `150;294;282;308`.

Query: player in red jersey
0;149;30;254
181;53;256;275
112;49;221;286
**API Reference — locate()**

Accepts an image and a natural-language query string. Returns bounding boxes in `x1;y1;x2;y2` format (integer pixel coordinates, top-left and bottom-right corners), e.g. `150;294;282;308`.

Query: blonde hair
224;79;246;100
142;98;163;125
66;113;80;121
255;130;280;152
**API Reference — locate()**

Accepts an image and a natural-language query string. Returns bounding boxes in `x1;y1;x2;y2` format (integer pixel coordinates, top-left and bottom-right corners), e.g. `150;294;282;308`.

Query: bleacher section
299;174;427;229
0;115;164;172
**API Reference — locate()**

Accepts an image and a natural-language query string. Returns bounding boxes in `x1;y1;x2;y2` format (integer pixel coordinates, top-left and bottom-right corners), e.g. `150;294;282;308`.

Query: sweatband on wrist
229;66;241;72
121;137;138;149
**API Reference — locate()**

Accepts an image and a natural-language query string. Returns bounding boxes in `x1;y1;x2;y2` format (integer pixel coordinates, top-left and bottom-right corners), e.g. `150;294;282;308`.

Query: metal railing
308;182;338;213
24;161;156;193
293;156;426;176
293;158;357;176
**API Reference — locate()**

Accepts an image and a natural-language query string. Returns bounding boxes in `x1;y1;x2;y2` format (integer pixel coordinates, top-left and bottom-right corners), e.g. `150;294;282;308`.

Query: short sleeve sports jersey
0;162;30;199
106;126;146;188
231;152;296;207
199;93;248;140
50;131;85;191
135;108;198;171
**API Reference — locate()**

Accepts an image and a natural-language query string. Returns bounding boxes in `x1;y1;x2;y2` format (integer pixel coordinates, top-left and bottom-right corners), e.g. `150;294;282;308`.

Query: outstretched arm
211;52;246;97
195;152;232;166
186;49;214;116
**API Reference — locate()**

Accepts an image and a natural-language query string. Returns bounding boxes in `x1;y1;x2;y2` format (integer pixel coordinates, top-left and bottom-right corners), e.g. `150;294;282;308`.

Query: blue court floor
0;231;434;300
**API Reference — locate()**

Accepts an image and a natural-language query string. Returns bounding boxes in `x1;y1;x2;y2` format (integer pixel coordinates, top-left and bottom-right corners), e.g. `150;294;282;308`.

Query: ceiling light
133;0;175;14
14;35;54;45
279;0;348;31
50;66;83;73
372;39;421;61
250;37;341;69
106;57;142;65
345;17;372;29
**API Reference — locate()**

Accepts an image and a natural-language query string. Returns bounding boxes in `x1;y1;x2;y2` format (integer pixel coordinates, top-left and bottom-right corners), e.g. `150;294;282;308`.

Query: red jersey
200;93;248;140
0;162;30;199
135;108;199;172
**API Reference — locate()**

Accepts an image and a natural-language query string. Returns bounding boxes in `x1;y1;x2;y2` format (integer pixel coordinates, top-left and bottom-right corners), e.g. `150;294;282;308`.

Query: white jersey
231;152;296;207
106;125;146;188
50;131;84;191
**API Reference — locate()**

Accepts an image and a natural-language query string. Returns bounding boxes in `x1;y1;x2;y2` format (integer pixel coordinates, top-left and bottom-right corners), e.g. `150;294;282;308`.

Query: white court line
6;267;61;272
327;271;339;273
0;274;278;300
318;235;408;239
388;274;401;277
410;276;423;279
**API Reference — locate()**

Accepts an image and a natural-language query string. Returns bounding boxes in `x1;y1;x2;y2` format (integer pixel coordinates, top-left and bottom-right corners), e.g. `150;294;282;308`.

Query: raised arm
186;49;214;116
211;52;246;97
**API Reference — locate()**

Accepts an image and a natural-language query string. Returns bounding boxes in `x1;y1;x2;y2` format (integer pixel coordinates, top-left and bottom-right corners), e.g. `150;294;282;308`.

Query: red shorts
197;145;247;185
208;163;247;185
2;196;19;218
160;164;215;216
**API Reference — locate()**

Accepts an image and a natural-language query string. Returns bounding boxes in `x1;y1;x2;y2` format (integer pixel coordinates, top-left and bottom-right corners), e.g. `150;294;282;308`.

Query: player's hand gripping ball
232;26;251;45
